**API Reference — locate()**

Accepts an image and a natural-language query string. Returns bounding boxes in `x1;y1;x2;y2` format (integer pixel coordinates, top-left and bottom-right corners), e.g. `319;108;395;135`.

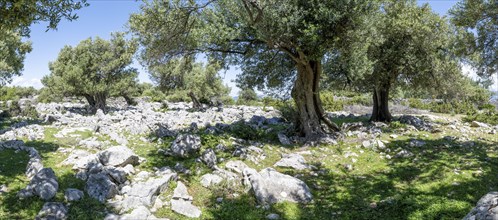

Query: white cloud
8;76;43;89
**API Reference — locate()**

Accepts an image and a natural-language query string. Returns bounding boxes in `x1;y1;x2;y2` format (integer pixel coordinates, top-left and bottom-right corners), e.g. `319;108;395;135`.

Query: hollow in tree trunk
370;84;392;122
291;60;340;140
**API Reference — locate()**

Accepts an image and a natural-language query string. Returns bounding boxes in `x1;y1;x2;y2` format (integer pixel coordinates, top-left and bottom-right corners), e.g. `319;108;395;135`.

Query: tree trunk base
370;86;392;122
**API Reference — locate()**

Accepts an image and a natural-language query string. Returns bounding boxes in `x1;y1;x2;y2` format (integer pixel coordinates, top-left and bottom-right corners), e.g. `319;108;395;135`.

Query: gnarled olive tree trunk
83;93;107;114
188;91;202;109
123;95;137;106
370;83;392;122
291;60;340;140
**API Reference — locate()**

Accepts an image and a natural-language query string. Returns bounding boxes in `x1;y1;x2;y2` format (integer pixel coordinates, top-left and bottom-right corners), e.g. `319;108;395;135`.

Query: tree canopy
42;33;138;113
0;0;88;36
450;0;497;77
149;57;231;108
129;0;378;139
0;31;32;85
0;0;87;87
324;0;462;122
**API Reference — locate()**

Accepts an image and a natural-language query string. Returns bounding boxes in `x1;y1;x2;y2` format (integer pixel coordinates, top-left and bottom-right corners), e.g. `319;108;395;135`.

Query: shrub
321;91;344;112
407;98;431;110
21;105;39;119
350;94;372;106
463;112;498;125
37;88;64;103
142;88;167;102
0;86;38;101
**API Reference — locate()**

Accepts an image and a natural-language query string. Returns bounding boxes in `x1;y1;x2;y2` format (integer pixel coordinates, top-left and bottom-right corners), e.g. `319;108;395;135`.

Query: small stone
173;181;192;201
97;146;139;167
85;173;118;203
170;134;202;158
344;164;353;171
266;213;280;220
370;202;377;209
216;197;223;203
362;140;372;148
277;133;292;145
64;188;84;202
471;121;489;128
36;202;68;220
171;199;202;218
274;154;311;170
200;173;223;188
200;148;217;169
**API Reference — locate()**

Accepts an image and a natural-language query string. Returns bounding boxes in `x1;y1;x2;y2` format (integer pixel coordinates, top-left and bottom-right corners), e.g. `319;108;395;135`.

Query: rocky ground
0;99;497;220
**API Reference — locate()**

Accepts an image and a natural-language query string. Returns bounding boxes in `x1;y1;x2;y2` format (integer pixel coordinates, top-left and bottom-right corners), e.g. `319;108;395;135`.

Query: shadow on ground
147;129;498;219
0;138;106;219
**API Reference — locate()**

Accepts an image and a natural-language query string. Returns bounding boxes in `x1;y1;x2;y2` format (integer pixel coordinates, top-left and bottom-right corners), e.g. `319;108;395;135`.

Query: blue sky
12;0;496;95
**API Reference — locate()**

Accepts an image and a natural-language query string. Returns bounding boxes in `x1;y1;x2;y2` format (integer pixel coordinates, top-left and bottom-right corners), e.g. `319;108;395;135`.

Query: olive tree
0;0;88;36
326;1;462;122
129;0;378;139
0;0;87;86
149;57;231;108
450;0;497;77
0;31;32;85
42;33;138;113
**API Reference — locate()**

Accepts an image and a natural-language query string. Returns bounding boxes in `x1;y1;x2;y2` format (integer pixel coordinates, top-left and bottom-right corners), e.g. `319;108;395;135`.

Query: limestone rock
171;199;202;218
117;173;176;212
120;206;156;220
64;188;84;202
98;146;139;167
172;181;192;201
274;154;311;170
200;173;223;188
36;202;68;220
21;168;58;201
170;134;202;158
464;192;498;220
170;181;202;218
200;148;217;168
243;168;313;204
225;160;249;174
85;173;118;203
471;121;490;128
277;133;292;145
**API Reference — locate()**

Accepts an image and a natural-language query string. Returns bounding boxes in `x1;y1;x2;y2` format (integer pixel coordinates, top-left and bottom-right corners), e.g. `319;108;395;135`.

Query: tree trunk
94;93;107;114
370;84;392;122
188;91;202;109
123;95;136;106
84;94;107;114
83;94;96;114
291;60;340;140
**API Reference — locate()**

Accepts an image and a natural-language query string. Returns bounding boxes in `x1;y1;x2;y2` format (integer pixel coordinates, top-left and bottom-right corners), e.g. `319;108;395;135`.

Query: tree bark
84;94;107;114
370;84;392;122
94;93;107;114
83;94;96;114
291;60;340;140
188;91;202;109
123;95;137;106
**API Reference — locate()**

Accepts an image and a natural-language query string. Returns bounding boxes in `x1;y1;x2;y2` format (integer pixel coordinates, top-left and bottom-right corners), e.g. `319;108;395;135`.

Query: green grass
0;127;106;219
1;113;498;219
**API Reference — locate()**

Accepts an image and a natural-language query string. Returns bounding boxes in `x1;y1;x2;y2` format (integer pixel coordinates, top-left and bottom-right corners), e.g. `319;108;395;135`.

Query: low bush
142;88;167;102
321;91;345;112
463;107;498;125
0;86;38;101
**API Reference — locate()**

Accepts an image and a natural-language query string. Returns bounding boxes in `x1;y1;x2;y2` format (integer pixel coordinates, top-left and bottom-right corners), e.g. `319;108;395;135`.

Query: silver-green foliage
41;33;138;112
